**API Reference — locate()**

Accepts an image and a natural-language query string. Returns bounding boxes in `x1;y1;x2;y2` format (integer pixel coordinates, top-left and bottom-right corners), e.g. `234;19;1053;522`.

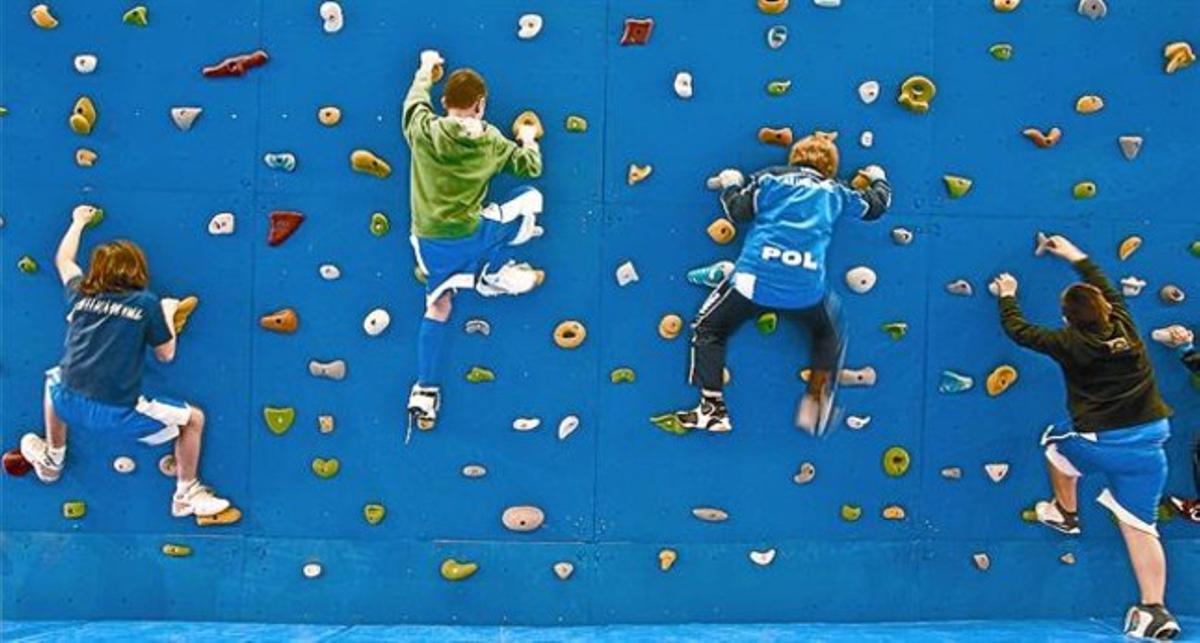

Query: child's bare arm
55;206;95;285
152;299;178;363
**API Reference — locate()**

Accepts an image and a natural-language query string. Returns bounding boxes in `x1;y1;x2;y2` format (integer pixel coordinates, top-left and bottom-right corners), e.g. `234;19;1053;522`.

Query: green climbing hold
1072;181;1097;199
989;43;1013;60
650;413;689;435
1189;240;1200;257
881;322;908;340
414;266;428;285
0;106;8;117
610;367;636;384
311;457;340;479
263;406;296;435
766;80;792;96
370;212;390;237
466;366;495;383
123;5;148;26
85;207;105;229
1191;372;1200;392
62;500;87;519
756;312;778;335
1157;502;1174;522
17;256;38;274
1020;507;1037;523
440;558;478;581
882;446;911;477
565;115;588;132
840;504;862;522
363;503;386;525
943;175;973;198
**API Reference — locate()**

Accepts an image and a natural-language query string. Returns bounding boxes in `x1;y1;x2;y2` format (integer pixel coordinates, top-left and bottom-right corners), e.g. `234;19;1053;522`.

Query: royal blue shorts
46;367;191;446
1041;417;1170;536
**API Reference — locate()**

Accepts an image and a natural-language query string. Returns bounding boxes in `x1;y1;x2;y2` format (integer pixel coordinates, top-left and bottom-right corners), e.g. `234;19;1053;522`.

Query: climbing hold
319;1;344;33
1032;231;1054;257
69;96;97;135
766;80;792;97
122;6;148;27
263;406;296;435
565;115;588;132
511;110;544;141
301;562;323;579
1076;0;1106;19
30;4;58;28
362;309;390;336
1075;95;1104;114
553;320;587;349
627;164;652;185
259;308;298;333
75;148;98;167
312;107;342;130
845;266;877;294
161;544;192;558
113;456;135;474
311;457;340;479
1060;553;1076;565
616;260;639;286
369;212;390;237
939;370;974;394
74;54;97;74
673;72;694;99
892;228;914;245
943;175;973;199
1191;241;1200;257
846;415;872;430
553;562;574;580
1160;285;1186;304
158;454;177;477
440;559;478;581
692;507;729;523
1020;506;1038;523
859;131;874;148
707;218;736;245
946;279;973;296
897;75;936;114
1022;127;1061;149
171;296;199;335
758;0;789;12
1164;41;1195;74
837;368;876;387
659;314;683;340
17;256;38;274
749;549;777;566
1121;276;1147;297
986;365;1018;396
502;506;545;532
170;107;202;131
1118;236;1142;261
464;319;491;336
558;415;580;441
882;322;908;340
318;415;334;434
985;462;1009;483
1118;135;1143;161
766;25;788;50
466;366;495;383
196;506;241;527
658;549;677;571
208;212;235;236
203;50;269;78
758;127;793;147
858;80;880;105
264;152;297;173
756;312;778;335
309;359;347;381
267;211;304;246
973;553;991;571
882;446;911;477
62;500;86;519
793;462;816;485
882;505;906;520
512;417;541;432
610;367;636;384
619;18;653;45
840;505;862;522
348;149;392;178
992;0;1019;10
1072;181;1097;199
941;467;962;480
516;13;543;40
687;260;734;287
462;464;487;478
814;0;841;6
989;43;1013;61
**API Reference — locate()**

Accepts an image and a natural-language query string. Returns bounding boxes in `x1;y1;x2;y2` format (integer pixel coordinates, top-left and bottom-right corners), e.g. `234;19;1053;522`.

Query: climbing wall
2;0;1199;626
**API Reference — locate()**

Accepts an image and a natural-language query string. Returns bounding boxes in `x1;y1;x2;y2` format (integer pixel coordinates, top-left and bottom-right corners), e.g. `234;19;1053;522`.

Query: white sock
175;479;197;496
47;445;66;465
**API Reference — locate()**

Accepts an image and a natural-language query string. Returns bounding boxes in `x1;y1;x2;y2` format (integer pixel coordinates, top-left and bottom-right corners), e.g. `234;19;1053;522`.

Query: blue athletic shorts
1041;417;1170;536
46;367;192;446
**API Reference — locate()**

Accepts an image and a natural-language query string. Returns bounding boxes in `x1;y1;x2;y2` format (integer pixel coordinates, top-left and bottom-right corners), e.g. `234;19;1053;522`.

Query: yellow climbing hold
985;365;1018;396
1164;41;1196;74
565;115;588;133
511;110;544;140
311;457;340;479
898;75;936;114
627;164;652;186
363;503;386;526
610;367;636;384
658;548;678;571
31;4;58;29
943;175;973;198
440;558;478;581
263;406;296;435
840;504;862;522
62;500;87;519
123;6;149;27
466;366;495;383
1075;95;1104;114
707;218;736;245
1072;181;1097;199
350;149;392;179
69;97;97;135
1118;236;1142;261
162;543;192;557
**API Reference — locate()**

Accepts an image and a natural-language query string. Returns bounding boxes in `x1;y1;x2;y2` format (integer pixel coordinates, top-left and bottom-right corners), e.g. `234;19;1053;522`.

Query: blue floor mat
3;618;1198;642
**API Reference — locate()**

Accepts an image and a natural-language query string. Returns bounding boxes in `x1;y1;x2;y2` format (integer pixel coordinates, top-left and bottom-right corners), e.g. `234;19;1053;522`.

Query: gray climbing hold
946;279;973;296
1118;135;1143;161
1077;0;1106;20
465;319;491;336
939;370;974;393
766;25;788;49
501;505;545;532
319;264;340;280
557;415;580;440
692;507;729;522
171;107;202;131
891;227;914;245
845;266;877;294
308;359;346;380
793;462;816;484
362;308;390;336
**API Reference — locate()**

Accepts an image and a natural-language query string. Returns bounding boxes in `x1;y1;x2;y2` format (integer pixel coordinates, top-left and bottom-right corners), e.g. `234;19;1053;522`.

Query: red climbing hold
267;211;304;247
3;448;31;477
620;18;653;45
202;49;269;78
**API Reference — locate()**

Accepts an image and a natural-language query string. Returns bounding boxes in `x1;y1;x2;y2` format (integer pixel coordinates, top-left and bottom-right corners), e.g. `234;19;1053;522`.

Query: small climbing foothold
462;464;487;478
208;212;235;236
113;456;135;474
558;415;580;441
882;446;911;477
76;148;97;167
882;322;908;340
512;418;541;432
897;75;936;114
687;260;734;287
627;164;652;186
1164;42;1196;74
658;549;678;571
758;127;793;147
793;462;816;484
619;18;653;46
846;415;871;430
858;80;880;105
171;107;202;131
985;365;1018;396
610;367;636;384
1118;136;1143;161
202;50;269;78
985;462;1009;483
756;312;778;335
309;359;347;381
349;149;391;178
939;370;974;394
31;4;58;28
692;507;729;523
840;504;862;522
1022;127;1061;149
1160;285;1186;304
1072;181;1097;199
267;211;304;246
615;260;639;286
1121;276;1147;297
511;110;544;141
1118;236;1142;261
941;467;962;480
516;13;543;39
311;457;340;479
370;212;390;237
892;228;914;245
1191;240;1200;257
466;366;495;383
17;256;38;274
318;415;334;434
707;218;736;245
162;544;192;558
814;0;842;6
845;266;877;294
363;309;390;336
263;406;296;435
502;506;545;532
553;320;587;349
766;80;792;97
860;131;874;148
758;0;789;12
766;25;788;49
993;0;1019;11
62;500;87;519
464;319;491;336
319;1;344;33
1060;553;1076;565
259;308;298;333
123;6;148;26
674;72;694;99
973;553;991;571
946;279;973;296
1075;95;1104;114
659;314;683;340
158;454;177;477
882;505;906;520
302;562;323;579
749;549;777;566
264;152;297;173
74;54;97;74
69;96;97;135
943;175;973;199
317;106;342;127
440;559;478;581
1076;0;1107;20
553;562;574;580
989;43;1013;61
565;115;588;132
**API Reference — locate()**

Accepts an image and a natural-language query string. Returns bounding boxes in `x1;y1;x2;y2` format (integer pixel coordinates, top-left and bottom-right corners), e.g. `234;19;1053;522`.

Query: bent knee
188;406;206;428
426;294;453;321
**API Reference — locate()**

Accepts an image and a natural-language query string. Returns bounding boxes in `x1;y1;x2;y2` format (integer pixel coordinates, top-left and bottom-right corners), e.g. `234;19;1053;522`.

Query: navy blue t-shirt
59;276;173;407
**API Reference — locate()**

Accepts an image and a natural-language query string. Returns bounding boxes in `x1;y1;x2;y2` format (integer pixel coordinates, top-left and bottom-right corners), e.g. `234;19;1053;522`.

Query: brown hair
1061;283;1112;331
443;68;487;110
79;240;150;295
789;131;840;179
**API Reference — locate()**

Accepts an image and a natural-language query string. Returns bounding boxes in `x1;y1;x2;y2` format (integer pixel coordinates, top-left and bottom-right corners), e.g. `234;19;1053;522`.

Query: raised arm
402;50;443;146
1039;235;1127;313
716;169;757;223
992;272;1066;355
500;125;542;178
848;165;892;221
55;205;99;285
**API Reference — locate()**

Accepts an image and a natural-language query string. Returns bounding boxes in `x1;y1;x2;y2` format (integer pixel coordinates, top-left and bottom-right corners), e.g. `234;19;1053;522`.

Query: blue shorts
409;186;543;306
1041;418;1170;536
46;367;192;446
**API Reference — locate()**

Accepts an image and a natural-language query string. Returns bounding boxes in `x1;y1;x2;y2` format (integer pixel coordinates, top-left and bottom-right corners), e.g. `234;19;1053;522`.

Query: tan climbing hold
172;296;199;334
1164;41;1196;74
993;0;1019;11
882;505;906;520
691;507;729;523
1118;236;1142;261
627;164;652;185
260;308;298;333
501;505;545;532
553;320;587;349
800;367;876;387
985;365;1017;397
1022;127;1061;149
1160;285;1186;304
511;110;544;140
196;506;242;527
69;96;97;135
707;218;736;245
350;149;391;179
1075;95;1104;114
658;548;677;571
31;4;58;28
75;148;97;167
317;106;341;126
973;553;991;571
659;314;683;340
758;127;793;147
758;0;789;14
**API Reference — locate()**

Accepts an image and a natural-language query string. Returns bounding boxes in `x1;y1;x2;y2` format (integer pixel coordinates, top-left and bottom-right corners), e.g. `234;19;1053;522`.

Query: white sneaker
476;260;544;297
407;383;441;431
172;481;230;518
20;433;63;484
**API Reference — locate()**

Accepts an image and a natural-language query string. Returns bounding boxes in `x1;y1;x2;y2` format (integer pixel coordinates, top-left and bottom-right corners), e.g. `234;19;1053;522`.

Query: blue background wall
2;0;1198;626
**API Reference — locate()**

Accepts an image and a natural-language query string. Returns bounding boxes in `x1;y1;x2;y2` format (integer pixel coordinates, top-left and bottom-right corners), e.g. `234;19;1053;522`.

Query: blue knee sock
417;317;448;388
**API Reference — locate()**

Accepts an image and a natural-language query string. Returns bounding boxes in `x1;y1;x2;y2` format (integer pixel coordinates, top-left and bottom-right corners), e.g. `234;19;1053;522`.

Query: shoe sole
1037;519;1081;535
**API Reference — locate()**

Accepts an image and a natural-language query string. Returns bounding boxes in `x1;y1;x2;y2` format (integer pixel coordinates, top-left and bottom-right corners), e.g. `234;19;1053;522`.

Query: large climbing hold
898;75;936;114
553;320;587;349
31;4;58;28
501;506;545;532
123;6;149;26
260;308;298;333
1164;42;1196;74
1075;95;1104;114
309;359;347;381
263;406;296;435
319;1;344;33
172;296;199;335
939;370;974;394
267;211;304;246
69;97;97;135
203;50;269;78
882;446;911;477
1022;127;1061;149
196;507;242;527
758;0;789;14
440;559;478;581
943;175;973;199
1118;135;1143;161
985;365;1018;396
4;449;32;477
1076;0;1106;20
619;18;653;46
511;110;544;140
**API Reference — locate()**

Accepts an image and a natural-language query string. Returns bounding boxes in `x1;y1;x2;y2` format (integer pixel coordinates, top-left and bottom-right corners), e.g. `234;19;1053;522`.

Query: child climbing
990;235;1181;640
660;132;891;435
1151;323;1200;523
20;205;230;519
402;50;544;431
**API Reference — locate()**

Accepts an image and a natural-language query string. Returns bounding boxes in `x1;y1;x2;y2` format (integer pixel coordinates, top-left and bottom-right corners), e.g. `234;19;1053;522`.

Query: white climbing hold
1120;276;1147;297
973;553;991;571
553;561;574;580
988;282;1000;297
512;417;541;432
517;13;543;39
557;415;580;441
1034;231;1053;257
858;80;880;104
113;456;136;474
840;367;877;387
74;54;98;74
302;562;323;579
1118;135;1143;161
692;507;729;522
319;264;341;280
171;107;202;131
674;71;694;99
308;359;347;381
362;308;390;336
208;212;235;236
891;227;914;245
461;464;487;478
749;548;777;566
319;1;344;33
814;0;842;6
465;318;491;336
1077;0;1107;20
846;415;871;430
859;131;874;148
616;260;639;286
946;279;973;296
501;505;545;532
940;467;962;480
1060;552;1076;565
984;462;1009;483
845;266;877;294
793;462;816;484
1151;325;1191;347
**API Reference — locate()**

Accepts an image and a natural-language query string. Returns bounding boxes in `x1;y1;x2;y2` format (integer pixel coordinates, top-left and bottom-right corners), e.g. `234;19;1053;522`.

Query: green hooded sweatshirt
402;69;542;239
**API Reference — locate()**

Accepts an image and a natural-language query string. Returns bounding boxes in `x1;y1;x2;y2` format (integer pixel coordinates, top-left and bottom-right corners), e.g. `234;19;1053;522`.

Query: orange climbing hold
267;211;304;246
202;49;269;78
196;506;242;527
627;164;652;185
1118;236;1142;261
172;296;200;335
260;308;299;333
985;365;1018;396
554;320;587;349
658;314;683;340
758;127;793;147
619;18;653;45
757;0;789;14
1022;127;1061;148
707;218;736;245
1164;41;1196;74
511;110;544;140
350;149;392;179
1075;95;1104;114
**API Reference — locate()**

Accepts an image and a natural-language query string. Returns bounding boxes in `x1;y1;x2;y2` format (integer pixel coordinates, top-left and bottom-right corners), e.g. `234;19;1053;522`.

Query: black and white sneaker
407;384;441;431
675;396;732;433
1124;603;1181;640
1035;499;1081;535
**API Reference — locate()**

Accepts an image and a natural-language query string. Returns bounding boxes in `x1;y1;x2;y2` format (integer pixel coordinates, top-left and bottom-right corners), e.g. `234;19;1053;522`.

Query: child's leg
174;406;206;483
417;292;453;388
1118;521;1167;605
43;384;68;451
1047;459;1079;512
688;279;761;394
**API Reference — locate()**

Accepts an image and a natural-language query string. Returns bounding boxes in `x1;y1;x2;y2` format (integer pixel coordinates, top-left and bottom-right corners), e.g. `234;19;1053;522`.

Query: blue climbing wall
2;0;1198;626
